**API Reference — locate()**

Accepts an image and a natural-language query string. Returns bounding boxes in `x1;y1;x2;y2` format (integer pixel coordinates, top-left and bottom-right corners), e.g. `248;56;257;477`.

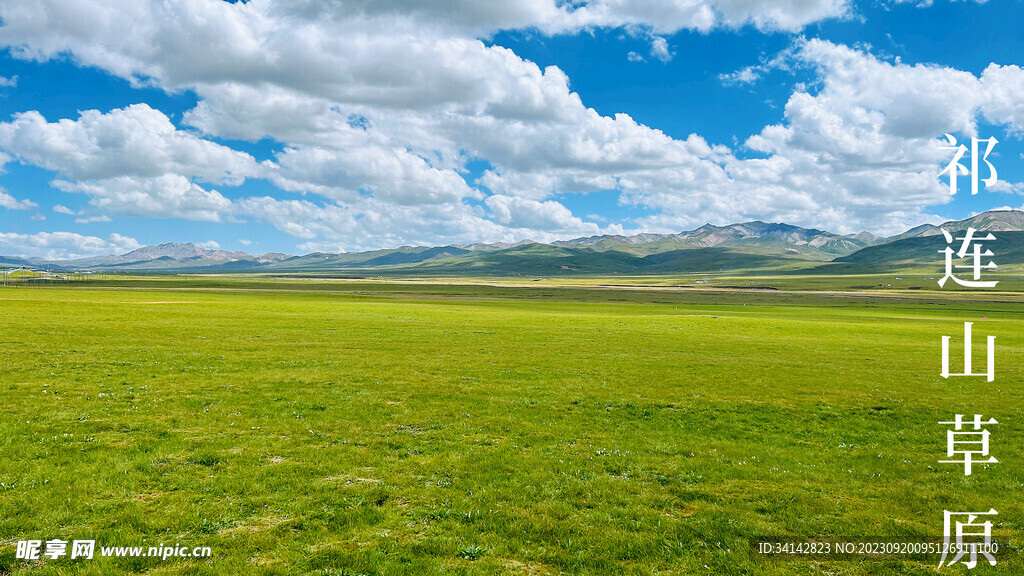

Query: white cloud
53;175;232;221
719;43;798;85
74;215;112;224
720;66;761;85
511;38;1024;237
707;38;1024;234
295;240;348;254
0;104;258;184
0;1;691;245
237;238;252;246
0;105;257;222
234;195;505;250
233;196;342;240
196;240;220;250
890;0;987;6
650;36;673;63
0;188;37;210
53;204;75;214
985;180;1024;195
266;145;479;206
1;1;1022;249
234;194;622;252
486;195;604;234
626;51;644;63
0;231;140;260
0;75;15;87
0;0;849;70
547;0;852;33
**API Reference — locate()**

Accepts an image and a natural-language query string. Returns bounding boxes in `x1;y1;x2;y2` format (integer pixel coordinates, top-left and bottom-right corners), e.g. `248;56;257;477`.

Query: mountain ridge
4;209;1022;274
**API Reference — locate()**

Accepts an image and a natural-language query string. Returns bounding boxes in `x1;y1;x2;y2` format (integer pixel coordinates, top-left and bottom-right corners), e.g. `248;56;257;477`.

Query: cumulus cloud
233;194;618;252
0;1;677;244
0;1;1022;250
0;231;140;260
649;36;674;63
232;195;505;251
705;38;1024;233
0;188;37;210
0;104;258;184
0;105;254;222
486;195;605;234
556;38;1024;236
266;145;480;206
52;175;232;222
0;0;850;69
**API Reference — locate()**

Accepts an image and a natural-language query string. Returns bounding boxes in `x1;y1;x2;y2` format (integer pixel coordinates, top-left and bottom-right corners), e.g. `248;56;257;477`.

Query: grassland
0;276;1022;575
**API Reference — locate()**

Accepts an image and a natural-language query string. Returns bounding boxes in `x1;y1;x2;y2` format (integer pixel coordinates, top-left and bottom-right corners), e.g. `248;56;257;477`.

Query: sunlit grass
0;279;1022;575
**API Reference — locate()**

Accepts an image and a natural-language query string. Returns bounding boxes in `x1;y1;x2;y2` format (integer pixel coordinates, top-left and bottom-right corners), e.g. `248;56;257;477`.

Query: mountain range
4;209;1023;275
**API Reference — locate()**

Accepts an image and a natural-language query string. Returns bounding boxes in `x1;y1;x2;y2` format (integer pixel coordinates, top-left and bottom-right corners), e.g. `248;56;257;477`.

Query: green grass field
1;277;1022;575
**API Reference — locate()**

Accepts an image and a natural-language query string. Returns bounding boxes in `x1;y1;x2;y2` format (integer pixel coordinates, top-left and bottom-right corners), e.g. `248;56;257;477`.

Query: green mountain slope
834;230;1024;267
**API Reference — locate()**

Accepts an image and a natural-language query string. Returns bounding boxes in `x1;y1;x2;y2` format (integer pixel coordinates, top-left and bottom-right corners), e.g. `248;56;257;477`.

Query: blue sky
0;0;1022;259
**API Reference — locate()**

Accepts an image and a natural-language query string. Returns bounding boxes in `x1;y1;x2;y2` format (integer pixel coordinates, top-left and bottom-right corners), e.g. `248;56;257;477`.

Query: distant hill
833;231;1024;268
266;245;471;271
552;221;875;260
4;209;1022;276
834;211;1024;269
885;210;1024;242
0;255;41;268
45;242;292;270
453;240;534;251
